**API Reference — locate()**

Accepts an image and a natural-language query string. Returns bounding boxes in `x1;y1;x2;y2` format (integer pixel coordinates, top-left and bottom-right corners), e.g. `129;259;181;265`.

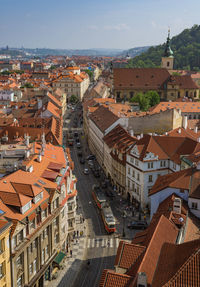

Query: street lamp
122;211;127;238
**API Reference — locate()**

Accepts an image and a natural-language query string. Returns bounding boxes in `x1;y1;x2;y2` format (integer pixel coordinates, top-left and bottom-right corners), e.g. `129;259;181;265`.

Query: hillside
126;24;200;70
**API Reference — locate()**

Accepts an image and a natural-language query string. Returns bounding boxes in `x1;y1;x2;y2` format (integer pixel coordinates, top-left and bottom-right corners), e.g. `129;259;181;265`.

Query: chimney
25;150;30;159
137;272;147;287
137;135;141;140
130;130;134;137
182;116;188;130
37;153;42;162
173;197;182;214
140;133;143;138
178;128;181;134
198;137;200;143
195;126;198;133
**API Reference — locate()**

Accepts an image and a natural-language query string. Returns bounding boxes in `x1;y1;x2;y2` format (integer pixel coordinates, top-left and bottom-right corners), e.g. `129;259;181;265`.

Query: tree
85;69;93;81
145;90;160;107
130;92;150;111
130;90;160;111
21;82;34;88
70;94;79;104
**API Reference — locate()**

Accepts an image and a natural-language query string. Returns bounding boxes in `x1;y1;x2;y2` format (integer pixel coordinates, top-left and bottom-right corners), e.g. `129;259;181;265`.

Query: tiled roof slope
113;68;170;90
114;241;146;270
99;269;133;287
89;105;119;133
168;75;198;89
149;168;192;196
152;239;200;287
128;215;179;286
104;124;136;151
150;101;200;114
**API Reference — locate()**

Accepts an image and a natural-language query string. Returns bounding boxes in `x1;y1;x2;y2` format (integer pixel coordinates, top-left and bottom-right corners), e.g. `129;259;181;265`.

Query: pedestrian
70;250;72;257
73;231;76;239
83;217;85;223
80;230;83;236
107;240;110;247
77;230;79;237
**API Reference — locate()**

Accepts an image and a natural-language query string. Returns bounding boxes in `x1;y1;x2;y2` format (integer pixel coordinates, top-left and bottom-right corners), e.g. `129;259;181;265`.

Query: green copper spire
164;29;173;57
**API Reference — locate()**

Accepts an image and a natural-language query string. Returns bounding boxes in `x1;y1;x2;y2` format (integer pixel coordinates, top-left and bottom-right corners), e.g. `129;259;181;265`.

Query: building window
0;261;5;279
160;161;166;167
148;162;153;169
29;263;33;275
128;167;130;175
17;276;22;287
33;259;37;274
173;162;176;170
16;254;23;267
137;173;140;181
33;239;36;250
148;175;153;182
127;180;130;188
45;245;49;258
41;209;47;220
132;170;135;178
41;249;45;265
192;202;198;209
135;160;139;167
167;61;170;67
0;238;5;254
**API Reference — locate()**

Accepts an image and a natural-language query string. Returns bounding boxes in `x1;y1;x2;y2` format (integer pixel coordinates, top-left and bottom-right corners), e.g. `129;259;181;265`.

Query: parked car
88;160;94;168
80;158;85;164
77;142;81;149
87;154;95;161
84;168;89;175
127;221;147;230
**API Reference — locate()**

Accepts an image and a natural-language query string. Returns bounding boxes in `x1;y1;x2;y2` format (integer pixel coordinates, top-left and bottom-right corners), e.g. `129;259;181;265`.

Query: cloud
103;23;130;31
88;25;98;31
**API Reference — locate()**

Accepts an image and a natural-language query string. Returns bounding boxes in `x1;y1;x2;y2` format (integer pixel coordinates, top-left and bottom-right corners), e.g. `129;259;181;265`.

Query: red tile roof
149;168;192;196
150;101;200;114
152;239;200;287
89;105;119;133
99;269;133;287
115;241;146;270
113;68;170;90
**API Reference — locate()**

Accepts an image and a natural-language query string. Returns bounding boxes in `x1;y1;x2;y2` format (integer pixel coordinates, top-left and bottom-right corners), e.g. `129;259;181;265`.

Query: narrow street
62;102;139;287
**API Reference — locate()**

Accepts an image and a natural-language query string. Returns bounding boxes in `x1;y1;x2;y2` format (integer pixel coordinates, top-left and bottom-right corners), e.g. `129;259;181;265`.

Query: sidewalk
47;208;88;287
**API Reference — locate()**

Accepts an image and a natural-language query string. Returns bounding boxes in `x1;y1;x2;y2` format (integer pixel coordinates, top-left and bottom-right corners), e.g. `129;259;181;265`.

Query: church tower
161;29;174;70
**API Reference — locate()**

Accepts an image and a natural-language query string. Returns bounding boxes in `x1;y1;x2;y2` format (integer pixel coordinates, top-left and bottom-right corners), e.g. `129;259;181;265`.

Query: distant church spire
161;29;174;70
164;28;173;57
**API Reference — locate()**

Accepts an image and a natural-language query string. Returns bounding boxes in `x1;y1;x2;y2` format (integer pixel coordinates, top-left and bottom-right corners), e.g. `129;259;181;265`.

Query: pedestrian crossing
87;237;119;249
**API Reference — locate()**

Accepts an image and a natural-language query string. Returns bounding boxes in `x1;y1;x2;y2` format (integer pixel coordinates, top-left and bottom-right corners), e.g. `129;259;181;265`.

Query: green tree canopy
85;69;93;80
21;82;34;88
130;90;160;111
70;94;79;104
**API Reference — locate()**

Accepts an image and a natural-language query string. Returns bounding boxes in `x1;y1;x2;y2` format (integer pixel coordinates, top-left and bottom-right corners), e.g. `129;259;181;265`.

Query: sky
0;0;200;50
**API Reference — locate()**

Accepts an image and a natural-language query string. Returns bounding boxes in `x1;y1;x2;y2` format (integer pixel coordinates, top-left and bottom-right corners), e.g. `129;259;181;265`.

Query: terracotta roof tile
99;269;133;287
89;105;119;133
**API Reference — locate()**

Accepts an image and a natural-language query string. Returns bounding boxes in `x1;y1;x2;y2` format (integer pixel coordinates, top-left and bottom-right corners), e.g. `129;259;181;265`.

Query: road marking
87;238;119;249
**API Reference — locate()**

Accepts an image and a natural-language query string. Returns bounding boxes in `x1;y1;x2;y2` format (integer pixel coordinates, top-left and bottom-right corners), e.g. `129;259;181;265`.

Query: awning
53;252;66;265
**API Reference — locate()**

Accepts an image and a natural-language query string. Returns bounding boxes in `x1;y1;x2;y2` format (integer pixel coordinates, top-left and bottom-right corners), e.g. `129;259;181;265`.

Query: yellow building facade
0;218;11;287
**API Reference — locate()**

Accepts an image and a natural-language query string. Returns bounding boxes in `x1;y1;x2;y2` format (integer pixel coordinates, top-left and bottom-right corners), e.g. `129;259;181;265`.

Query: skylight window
38;179;46;185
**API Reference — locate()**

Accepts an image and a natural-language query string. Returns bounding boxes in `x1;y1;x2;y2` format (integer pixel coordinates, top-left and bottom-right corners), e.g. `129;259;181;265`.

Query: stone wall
121;108;182;135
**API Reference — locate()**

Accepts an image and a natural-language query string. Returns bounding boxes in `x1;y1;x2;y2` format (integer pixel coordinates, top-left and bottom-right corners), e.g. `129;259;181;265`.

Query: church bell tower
161;29;174;70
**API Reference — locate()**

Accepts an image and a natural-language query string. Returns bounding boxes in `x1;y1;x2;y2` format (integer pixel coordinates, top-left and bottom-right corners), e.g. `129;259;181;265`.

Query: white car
84;168;89;175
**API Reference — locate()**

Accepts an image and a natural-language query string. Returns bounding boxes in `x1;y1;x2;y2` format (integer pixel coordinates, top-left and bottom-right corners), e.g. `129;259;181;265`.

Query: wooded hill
126;25;200;71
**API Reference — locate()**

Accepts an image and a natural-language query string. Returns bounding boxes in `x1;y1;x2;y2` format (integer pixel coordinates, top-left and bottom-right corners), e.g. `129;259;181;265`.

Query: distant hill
0;48;124;58
120;46;150;58
126;24;200;70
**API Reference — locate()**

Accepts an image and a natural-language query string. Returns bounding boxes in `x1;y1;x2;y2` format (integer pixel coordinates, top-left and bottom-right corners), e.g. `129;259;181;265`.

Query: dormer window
21;201;32;214
34;192;43;204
